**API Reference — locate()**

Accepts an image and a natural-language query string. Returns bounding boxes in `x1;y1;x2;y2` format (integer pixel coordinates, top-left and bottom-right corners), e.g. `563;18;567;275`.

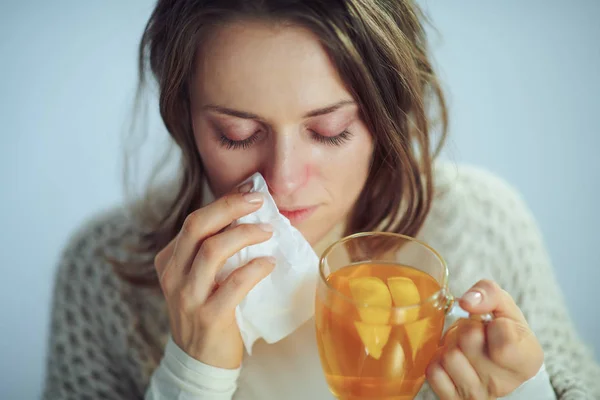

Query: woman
43;0;600;399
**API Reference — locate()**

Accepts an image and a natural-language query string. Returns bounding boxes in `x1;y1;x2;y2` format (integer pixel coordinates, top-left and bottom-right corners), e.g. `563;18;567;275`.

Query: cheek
338;137;373;200
316;129;373;185
193;127;262;197
309;129;373;217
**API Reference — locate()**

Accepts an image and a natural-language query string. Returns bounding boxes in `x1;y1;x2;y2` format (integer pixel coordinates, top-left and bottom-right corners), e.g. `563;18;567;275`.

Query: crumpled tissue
214;172;319;354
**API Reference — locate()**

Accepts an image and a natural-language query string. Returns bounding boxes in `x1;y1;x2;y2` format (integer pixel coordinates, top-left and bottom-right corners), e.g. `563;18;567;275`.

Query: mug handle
444;293;494;323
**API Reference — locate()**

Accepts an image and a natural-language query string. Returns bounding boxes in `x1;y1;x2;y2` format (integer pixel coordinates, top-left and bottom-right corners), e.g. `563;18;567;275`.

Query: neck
312;222;345;258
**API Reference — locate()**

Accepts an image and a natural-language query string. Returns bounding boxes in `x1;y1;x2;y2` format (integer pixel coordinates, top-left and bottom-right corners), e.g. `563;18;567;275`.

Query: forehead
192;19;353;122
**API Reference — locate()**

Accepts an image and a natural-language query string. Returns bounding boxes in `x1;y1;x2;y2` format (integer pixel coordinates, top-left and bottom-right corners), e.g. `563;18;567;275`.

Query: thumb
458;279;526;323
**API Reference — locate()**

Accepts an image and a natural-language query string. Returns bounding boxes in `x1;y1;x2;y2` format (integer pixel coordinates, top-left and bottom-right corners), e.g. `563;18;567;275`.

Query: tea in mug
315;263;445;399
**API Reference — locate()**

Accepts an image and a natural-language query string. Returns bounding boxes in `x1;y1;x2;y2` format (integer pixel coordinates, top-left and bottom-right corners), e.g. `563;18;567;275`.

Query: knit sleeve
145;336;240;399
457;166;600;400
42;214;141;399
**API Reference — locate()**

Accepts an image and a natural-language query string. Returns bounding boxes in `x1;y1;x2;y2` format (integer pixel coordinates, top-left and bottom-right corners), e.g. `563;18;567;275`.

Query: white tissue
215;173;319;354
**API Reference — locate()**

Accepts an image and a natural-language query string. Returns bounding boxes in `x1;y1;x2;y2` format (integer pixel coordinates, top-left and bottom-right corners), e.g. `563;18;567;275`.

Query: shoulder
57;205;141;288
53;202;165;334
48;205;167;396
433;162;528;211
429;161;538;231
63;206;136;255
51;206;145;335
422;162;548;292
60;180;179;272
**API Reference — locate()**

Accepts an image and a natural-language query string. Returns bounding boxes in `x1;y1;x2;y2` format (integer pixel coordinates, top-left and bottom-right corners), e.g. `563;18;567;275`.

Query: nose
261;133;309;198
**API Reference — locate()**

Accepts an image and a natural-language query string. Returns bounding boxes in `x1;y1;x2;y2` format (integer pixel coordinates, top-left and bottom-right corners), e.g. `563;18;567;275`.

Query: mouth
278;206;318;223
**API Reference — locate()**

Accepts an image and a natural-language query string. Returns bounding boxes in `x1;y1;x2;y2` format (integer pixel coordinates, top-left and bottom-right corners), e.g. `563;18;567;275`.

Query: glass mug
315;232;492;400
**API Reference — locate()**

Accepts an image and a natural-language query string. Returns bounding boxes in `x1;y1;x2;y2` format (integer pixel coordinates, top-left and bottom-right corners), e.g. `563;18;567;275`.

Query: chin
284;209;343;246
299;223;334;246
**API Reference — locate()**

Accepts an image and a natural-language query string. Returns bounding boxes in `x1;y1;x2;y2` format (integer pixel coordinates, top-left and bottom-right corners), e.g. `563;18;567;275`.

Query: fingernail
244;192;263;204
258;223;273;232
238;182;253;193
266;256;276;264
462;290;483;307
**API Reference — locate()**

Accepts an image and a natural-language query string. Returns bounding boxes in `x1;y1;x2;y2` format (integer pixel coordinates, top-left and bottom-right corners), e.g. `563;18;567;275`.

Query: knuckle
182;211;202;236
493;317;512;331
440;348;460;370
488;336;515;365
425;361;439;381
239;224;266;241
200;236;220;261
457;322;484;352
424;363;433;379
176;287;192;309
486;375;502;398
154;249;166;268
489;318;515;342
462;389;479;400
441;323;459;347
159;266;177;294
248;258;273;279
222;193;238;212
426;358;443;380
455;386;469;400
489;343;513;365
229;269;247;290
462;381;483;400
177;285;202;313
240;223;257;236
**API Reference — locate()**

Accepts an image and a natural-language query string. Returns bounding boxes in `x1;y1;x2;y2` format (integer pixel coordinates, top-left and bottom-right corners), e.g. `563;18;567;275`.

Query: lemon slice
387;277;421;321
383;331;407;379
387;276;428;358
349;277;393;322
353;322;391;360
349;277;392;359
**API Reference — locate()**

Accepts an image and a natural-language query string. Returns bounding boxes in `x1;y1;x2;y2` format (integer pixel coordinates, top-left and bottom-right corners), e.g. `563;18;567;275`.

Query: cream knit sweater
43;163;600;399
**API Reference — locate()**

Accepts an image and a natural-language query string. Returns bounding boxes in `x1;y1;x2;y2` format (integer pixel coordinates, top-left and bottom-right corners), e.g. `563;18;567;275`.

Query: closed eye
216;129;353;150
311;129;353;146
218;133;260;150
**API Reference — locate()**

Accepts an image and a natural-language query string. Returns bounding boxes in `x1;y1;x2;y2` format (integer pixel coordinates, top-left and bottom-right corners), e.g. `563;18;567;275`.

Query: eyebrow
202;100;356;120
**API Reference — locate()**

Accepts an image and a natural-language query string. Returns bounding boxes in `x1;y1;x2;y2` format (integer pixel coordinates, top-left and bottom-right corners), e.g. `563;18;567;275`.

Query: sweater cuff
501;363;556;399
147;336;240;399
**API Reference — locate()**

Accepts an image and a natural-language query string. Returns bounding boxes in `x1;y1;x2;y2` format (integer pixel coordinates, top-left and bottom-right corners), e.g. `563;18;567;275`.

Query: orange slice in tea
353;322;391;360
348;277;392;360
349;277;393;323
387;276;421;322
387;276;429;358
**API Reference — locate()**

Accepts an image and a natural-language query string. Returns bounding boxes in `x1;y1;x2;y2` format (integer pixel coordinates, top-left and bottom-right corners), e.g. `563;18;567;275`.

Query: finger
154;236;177;279
171;185;264;277
441;322;459;348
189;223;274;300
486;317;543;377
426;360;459;400
455;319;486;359
458;279;526;323
207;256;276;313
440;348;486;400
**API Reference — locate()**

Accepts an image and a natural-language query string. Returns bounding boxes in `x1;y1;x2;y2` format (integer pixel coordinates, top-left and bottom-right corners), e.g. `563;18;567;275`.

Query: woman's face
190;20;374;245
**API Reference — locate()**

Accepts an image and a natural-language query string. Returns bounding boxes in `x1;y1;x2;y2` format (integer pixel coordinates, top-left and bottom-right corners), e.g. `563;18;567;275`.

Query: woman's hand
426;280;544;399
154;182;275;369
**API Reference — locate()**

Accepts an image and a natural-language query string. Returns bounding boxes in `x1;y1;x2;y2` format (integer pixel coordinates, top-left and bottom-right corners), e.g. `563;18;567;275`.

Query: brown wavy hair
117;0;448;286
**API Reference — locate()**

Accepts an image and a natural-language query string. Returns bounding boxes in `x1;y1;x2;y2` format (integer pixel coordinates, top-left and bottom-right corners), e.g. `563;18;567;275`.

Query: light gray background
1;1;598;399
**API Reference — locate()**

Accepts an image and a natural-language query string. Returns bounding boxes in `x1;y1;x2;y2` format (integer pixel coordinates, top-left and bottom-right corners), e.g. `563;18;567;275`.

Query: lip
278;206;318;223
